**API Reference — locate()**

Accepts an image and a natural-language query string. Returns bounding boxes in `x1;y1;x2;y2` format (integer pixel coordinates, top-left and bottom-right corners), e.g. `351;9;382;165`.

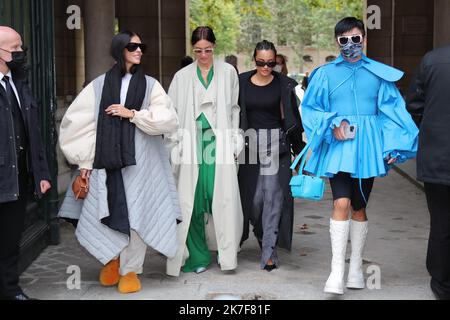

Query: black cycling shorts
329;172;375;211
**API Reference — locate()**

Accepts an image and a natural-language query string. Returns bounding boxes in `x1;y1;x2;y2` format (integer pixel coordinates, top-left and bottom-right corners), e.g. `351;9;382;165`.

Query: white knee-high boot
324;219;350;295
346;220;368;289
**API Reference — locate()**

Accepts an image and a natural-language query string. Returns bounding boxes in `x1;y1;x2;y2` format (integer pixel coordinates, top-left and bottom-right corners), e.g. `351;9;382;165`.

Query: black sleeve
406;57;427;127
28;96;51;198
288;88;306;155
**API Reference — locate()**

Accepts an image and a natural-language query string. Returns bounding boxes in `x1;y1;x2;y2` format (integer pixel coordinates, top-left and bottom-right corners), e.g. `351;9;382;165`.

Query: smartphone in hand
344;124;357;140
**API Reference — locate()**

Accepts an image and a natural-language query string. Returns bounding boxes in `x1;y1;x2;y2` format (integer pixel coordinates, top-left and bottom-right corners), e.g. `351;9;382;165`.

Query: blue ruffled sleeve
377;80;419;164
302;68;337;150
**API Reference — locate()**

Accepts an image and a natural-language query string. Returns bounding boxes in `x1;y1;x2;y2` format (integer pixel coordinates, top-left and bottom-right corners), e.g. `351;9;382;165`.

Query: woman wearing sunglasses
59;31;181;294
238;40;304;271
301;17;418;295
166;26;244;276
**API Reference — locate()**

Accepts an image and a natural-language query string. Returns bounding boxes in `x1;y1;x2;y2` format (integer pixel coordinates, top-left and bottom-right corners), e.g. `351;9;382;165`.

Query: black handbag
279;128;291;155
279;100;291;155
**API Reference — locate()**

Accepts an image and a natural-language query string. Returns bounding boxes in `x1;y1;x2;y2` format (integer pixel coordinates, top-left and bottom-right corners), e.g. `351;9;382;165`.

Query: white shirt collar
0;70;22;107
0;70;13;82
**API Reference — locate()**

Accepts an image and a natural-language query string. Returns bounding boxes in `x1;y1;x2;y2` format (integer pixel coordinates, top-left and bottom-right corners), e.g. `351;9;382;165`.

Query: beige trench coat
166;60;244;276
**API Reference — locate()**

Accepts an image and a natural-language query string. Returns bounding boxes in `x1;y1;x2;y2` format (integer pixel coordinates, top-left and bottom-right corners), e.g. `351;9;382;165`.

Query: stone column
434;0;450;48
83;0;115;83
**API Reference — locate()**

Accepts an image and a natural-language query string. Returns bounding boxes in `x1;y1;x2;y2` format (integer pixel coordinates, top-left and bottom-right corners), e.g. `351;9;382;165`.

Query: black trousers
424;183;450;298
0;151;28;298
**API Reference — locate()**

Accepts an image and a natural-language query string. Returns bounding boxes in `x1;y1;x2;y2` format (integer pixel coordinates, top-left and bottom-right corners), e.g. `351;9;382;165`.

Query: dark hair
325;55;337;62
253;40;277;59
225;55;237;66
301;75;309;90
276;54;288;76
191;26;216;46
334;17;366;38
225;55;239;74
181;55;194;68
110;30;142;76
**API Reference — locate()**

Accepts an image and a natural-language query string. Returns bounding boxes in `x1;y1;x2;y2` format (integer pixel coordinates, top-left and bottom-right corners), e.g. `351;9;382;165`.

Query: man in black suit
0;26;51;300
407;45;450;300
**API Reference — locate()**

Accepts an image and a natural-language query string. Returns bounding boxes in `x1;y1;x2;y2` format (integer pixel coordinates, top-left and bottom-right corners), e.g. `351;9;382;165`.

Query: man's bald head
0;26;23;73
0;26;21;47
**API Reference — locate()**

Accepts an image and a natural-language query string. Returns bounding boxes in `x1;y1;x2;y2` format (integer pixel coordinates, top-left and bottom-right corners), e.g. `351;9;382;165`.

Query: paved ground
20;165;434;300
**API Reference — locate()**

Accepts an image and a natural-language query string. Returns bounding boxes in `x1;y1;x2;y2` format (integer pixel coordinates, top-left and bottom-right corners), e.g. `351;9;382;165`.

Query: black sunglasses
255;60;277;68
125;43;147;54
337;35;363;46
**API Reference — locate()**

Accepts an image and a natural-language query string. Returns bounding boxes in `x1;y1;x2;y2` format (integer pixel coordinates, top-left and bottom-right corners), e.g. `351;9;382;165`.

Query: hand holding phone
344;124;357;140
333;121;349;141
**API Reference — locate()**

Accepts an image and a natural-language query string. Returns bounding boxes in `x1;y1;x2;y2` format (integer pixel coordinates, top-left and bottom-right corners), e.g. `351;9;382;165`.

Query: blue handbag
289;134;325;201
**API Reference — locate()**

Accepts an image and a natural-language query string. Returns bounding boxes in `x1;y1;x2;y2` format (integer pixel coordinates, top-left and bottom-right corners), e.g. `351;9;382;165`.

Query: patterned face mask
340;42;363;59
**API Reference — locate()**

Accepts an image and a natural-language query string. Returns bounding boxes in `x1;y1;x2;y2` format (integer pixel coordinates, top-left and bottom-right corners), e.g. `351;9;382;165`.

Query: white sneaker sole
195;267;207;274
324;283;344;295
346;279;365;289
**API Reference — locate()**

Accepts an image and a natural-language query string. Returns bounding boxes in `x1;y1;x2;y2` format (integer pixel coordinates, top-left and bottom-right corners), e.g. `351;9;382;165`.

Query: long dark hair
253;40;277;59
276;54;288;76
110;30;142;76
191;26;216;46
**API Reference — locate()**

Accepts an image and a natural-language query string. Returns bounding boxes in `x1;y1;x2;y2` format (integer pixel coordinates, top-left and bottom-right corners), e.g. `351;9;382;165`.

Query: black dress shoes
263;264;277;272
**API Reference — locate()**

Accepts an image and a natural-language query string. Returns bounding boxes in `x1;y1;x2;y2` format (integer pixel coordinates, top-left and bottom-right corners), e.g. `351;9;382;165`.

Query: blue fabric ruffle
301;61;419;179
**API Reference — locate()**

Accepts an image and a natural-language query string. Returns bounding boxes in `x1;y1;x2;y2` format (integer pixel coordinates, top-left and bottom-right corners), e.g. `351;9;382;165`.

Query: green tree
258;0;364;69
190;0;241;55
189;0;364;64
234;0;270;53
303;0;364;51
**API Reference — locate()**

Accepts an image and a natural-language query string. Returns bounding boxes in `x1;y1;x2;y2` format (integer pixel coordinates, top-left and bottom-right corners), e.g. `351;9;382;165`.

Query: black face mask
6;50;27;71
0;46;27;71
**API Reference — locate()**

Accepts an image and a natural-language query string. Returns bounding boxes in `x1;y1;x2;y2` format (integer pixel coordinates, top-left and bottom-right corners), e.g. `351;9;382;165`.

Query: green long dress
182;67;216;273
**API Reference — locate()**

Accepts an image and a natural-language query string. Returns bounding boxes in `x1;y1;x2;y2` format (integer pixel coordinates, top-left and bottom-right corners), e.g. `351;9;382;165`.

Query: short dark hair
335;17;366;38
191;26;216;46
301;75;309;90
325;55;337;62
225;55;237;65
253;40;277;59
181;55;194;68
110;30;142;76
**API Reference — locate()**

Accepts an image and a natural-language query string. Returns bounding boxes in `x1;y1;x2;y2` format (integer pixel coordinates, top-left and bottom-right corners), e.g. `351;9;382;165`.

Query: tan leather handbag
72;175;89;200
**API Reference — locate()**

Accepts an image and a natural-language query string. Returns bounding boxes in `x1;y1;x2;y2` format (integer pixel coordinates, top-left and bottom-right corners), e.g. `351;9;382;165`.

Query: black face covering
1;47;28;80
6;50;27;71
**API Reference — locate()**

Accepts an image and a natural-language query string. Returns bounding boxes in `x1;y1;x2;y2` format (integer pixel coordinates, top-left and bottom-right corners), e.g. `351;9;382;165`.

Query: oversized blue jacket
301;54;419;179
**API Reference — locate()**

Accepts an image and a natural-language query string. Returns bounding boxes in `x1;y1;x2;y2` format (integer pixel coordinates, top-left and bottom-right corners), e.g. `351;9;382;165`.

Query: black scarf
93;63;146;235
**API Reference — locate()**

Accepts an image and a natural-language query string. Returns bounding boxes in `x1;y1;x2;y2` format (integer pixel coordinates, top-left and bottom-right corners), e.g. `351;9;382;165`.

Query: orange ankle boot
99;259;120;286
118;272;142;294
